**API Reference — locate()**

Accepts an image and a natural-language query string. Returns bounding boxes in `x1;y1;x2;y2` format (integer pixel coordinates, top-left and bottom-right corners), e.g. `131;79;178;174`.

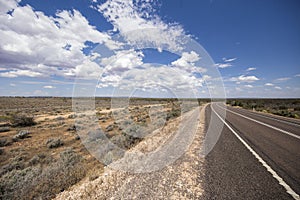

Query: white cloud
43;85;56;89
10;83;16;87
295;74;300;77
216;56;236;68
98;0;185;52
97;64;204;97
265;83;274;86
94;48;206;97
246;67;256;71
178;51;200;63
275;86;282;90
0;2;118;78
275;77;290;82
215;63;232;68
202;75;211;81
101;49;144;75
222;57;236;62
65;60;103;79
235;87;243;92
0;70;43;78
230;75;259;83
171;51;205;73
0;0;20;14
245;84;253;88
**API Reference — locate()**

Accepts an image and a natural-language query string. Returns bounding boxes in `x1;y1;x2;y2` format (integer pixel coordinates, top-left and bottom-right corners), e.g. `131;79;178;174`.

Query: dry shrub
46;138;64;149
11;115;36;127
0;138;12;147
0;148;86;200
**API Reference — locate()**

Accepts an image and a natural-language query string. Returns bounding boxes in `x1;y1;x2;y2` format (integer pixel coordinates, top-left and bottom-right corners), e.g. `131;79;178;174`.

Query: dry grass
0;97;201;199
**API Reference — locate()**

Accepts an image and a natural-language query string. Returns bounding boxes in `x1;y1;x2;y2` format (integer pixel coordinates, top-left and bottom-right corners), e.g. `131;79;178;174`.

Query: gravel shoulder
55;105;206;200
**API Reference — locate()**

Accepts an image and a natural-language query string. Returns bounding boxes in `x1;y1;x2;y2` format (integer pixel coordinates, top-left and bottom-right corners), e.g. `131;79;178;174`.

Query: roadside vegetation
227;99;300;118
0;97;202;199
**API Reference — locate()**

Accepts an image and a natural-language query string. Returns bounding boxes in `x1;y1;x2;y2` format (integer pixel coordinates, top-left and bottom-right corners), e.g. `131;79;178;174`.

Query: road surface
55;103;299;199
201;103;300;199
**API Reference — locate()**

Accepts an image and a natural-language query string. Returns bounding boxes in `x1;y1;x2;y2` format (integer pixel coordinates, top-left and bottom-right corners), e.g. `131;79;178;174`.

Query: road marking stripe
231;106;300;128
216;104;300;140
211;104;300;200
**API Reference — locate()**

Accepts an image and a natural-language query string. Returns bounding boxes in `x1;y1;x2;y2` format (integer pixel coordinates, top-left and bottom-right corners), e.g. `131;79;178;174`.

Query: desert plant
10;115;35;127
166;108;181;121
0;155;26;176
46;138;64;149
0;127;10;133
0;149;86;200
12;130;30;141
105;124;114;132
0;138;12;147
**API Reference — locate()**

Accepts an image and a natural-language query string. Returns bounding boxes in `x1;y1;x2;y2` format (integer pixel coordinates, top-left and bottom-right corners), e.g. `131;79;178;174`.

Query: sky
0;0;299;98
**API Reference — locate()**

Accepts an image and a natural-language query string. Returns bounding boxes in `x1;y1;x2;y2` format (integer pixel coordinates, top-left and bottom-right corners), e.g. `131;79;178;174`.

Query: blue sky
0;0;299;98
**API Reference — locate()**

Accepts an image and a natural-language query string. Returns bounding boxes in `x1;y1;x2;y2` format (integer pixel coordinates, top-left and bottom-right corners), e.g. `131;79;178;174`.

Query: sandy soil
55;105;206;200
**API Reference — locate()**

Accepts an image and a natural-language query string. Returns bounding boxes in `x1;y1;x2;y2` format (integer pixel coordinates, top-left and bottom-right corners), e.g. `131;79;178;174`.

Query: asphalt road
201;103;300;200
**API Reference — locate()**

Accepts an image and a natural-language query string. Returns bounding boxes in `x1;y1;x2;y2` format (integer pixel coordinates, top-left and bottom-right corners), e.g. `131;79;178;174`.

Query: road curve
201;103;300;199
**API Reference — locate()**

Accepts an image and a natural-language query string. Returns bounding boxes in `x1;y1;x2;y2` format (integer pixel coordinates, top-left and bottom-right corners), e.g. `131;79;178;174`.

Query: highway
201;103;300;199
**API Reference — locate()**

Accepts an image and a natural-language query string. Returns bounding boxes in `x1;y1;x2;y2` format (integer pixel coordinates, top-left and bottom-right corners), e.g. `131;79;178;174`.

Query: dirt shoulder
55;105;207;200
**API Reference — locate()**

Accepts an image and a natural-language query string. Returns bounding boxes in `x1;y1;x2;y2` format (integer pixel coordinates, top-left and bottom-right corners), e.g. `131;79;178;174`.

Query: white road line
215;104;300;140
211;104;300;200
231;106;300;128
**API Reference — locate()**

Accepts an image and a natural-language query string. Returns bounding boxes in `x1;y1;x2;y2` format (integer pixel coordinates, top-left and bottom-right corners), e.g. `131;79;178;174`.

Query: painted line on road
215;104;300;140
211;104;300;200
231;106;300;128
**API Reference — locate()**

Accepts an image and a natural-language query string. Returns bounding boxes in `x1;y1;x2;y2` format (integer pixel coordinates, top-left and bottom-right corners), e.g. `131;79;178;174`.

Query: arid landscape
0;97;299;199
1;0;300;199
226;99;300;118
0;97;203;199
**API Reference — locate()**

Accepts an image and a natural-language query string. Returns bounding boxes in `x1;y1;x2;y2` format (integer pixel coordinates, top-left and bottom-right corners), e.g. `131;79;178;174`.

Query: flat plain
0;97;299;199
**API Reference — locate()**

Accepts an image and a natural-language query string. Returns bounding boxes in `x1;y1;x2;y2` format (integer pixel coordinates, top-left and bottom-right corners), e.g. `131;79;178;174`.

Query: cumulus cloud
173;51;200;64
0;0;20;14
0;0;213;98
171;51;205;73
246;67;256;71
0;1;118;78
230;75;259;83
65;60;103;79
98;0;185;52
244;84;253;88
101;49;144;75
97;65;203;96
